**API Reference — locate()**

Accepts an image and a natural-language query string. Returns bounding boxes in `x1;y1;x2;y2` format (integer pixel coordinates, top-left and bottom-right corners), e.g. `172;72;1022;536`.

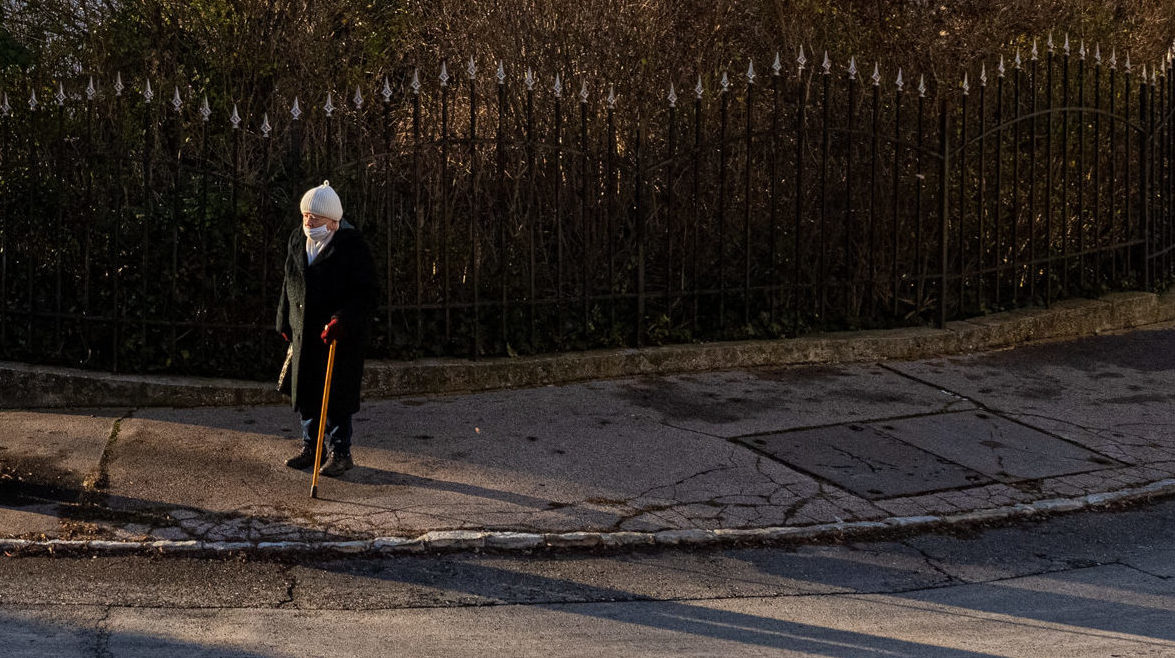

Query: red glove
321;318;343;344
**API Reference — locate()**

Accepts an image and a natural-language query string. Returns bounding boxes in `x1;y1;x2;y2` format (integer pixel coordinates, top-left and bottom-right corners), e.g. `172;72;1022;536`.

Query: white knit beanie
300;180;343;221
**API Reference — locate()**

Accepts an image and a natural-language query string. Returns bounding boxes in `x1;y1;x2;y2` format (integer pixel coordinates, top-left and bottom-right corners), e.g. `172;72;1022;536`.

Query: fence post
744;61;755;327
553;73;564;348
497;62;508;353
0;92;9;353
793;51;807;335
939;98;950;329
440;66;452;348
53;86;65;355
169;87;183;366
718;72;729;331
819;55;831;327
635;111;646;347
1142;69;1152;291
111;78;124;373
468;58;480;359
411;71;424;350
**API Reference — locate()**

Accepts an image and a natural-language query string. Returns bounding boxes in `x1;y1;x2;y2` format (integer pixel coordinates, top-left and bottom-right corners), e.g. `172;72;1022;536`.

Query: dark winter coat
276;221;377;417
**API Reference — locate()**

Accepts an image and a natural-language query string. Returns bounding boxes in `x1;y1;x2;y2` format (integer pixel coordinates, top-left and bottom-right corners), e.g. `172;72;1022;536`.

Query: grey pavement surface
1;323;1174;548
1;498;1174;656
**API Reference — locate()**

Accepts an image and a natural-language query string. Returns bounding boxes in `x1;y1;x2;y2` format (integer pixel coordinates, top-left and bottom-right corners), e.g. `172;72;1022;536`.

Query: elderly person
276;180;376;476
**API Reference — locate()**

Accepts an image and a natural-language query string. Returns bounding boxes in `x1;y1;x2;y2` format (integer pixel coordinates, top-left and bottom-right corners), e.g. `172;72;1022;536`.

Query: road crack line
90;606;113;658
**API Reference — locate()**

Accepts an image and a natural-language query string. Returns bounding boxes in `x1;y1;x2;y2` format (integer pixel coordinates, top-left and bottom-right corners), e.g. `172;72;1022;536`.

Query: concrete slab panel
0;505;61;538
0;607;106;657
889;328;1175;462
0;410;121;534
0;410;121;486
874;412;1118;482
607;365;975;438
743;425;989;499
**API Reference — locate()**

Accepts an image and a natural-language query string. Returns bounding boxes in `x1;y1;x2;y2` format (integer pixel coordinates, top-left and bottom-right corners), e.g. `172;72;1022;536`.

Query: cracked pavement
1;322;1174;546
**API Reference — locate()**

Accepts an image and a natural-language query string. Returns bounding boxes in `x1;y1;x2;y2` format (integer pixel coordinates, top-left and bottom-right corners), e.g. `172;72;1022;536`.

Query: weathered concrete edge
3;290;1173;408
365;291;1175;397
6;478;1174;557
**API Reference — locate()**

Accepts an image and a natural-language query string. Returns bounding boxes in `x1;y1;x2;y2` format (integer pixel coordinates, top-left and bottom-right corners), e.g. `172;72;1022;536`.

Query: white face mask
304;224;331;241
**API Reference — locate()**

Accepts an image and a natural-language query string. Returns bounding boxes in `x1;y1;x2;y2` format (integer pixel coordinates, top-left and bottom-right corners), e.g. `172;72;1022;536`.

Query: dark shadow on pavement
0;610;274;658
341;467;558;511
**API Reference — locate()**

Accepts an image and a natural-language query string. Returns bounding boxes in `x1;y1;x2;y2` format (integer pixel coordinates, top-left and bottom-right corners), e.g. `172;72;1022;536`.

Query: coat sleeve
275;239;294;335
276;276;291;335
331;234;377;327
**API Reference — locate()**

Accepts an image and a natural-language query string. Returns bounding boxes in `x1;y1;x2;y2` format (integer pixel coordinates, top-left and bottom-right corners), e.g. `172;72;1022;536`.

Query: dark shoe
319;452;354;477
285;445;322;470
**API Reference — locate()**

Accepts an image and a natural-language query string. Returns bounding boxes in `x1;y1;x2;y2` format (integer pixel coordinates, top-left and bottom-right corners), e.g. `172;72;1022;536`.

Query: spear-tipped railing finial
797;45;807;73
746;59;756;84
695;74;703;99
998;55;1006;78
553;72;563;98
918;74;926;98
324;91;335;116
608;83;617;109
496;61;506;85
28;89;37;111
143;78;153;102
201;95;212;121
772;52;782;76
439;62;450;87
289;96;301;120
580;79;588;104
847;56;858;80
55;81;66;106
171;86;182;112
871;62;881;86
467;55;477;80
0;92;10;117
382;76;393;102
895;68;904;91
230;102;241;128
524;67;535;91
821;51;832;75
411;68;422;94
962;72;970;95
114;71;124;96
720;71;730;92
667;82;677;107
86;76;96;101
261;112;271;137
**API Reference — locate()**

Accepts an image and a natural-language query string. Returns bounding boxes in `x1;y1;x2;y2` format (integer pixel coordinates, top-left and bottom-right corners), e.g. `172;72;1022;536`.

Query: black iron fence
1;36;1174;379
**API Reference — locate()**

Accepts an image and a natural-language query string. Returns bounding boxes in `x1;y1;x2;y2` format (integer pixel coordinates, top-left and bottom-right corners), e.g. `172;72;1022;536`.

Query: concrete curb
6;478;1174;557
3;290;1173;408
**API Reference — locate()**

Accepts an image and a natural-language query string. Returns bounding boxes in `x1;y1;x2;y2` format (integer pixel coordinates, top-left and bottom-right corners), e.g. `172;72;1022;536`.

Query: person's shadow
324;467;560;511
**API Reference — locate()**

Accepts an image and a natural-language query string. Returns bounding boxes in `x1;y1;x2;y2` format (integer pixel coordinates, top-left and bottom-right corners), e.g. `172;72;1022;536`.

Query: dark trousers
300;413;353;456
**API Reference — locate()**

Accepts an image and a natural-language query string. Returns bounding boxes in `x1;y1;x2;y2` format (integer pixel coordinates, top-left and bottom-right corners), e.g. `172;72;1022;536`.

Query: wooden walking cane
310;339;338;499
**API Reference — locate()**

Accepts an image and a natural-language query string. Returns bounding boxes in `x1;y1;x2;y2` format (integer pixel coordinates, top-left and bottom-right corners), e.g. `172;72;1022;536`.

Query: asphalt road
2;497;1173;657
